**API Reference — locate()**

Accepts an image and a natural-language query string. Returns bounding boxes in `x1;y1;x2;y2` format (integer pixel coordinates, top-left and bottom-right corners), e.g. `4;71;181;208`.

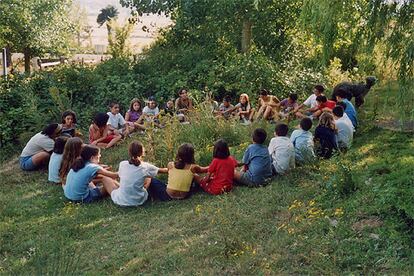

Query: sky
75;0;171;52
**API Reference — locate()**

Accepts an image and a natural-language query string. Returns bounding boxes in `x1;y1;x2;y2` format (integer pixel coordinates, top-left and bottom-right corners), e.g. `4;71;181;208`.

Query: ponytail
72;145;99;172
128;141;143;167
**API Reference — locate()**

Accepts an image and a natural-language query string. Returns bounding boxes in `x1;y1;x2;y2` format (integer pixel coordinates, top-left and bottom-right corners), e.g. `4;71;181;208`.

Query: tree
97;5;119;45
0;0;74;73
301;0;414;119
107;20;134;59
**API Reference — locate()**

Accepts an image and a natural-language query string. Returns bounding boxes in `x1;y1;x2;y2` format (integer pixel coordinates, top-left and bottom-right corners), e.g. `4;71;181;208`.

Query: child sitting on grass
48;136;69;184
142;96;161;125
313;95;336;119
60;137;84;185
61;110;78;137
148;143;208;201
268;123;295;175
234;128;272;187
89;112;122;149
110;141;168;207
199;139;238;195
290;118;315;164
278;93;299;120
332;106;353;150
335;89;358;129
64;145;119;203
107;101;129;137
215;95;234;119
234;93;253;124
125;98;145;133
314;112;338;159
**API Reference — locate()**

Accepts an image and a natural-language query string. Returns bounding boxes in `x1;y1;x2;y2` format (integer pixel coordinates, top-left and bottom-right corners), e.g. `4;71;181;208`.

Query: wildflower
195;204;202;215
334;208;344;217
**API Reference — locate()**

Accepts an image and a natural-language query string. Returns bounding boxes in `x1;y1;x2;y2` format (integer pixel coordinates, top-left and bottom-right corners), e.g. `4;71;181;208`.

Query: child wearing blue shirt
335;89;357;128
64;145;119;203
234;128;272;187
48;136;68;184
290;118;315;164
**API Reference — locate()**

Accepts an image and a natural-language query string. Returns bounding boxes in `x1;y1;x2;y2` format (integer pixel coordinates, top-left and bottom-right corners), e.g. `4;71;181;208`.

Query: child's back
290;129;315;163
268;136;295;175
48;152;63;183
243;143;272;184
202;156;238;195
64;162;101;201
111;160;158;206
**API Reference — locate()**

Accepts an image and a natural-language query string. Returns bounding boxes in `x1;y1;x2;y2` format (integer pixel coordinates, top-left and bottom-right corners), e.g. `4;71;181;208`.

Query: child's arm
97;168;118;179
158;167;168;174
192;165;209;174
125;111;130;122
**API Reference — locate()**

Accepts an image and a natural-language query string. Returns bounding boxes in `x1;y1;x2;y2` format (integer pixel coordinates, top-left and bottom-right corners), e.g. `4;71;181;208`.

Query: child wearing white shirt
268;123;295;175
332;106;353;150
107;102;129;137
111;141;168;207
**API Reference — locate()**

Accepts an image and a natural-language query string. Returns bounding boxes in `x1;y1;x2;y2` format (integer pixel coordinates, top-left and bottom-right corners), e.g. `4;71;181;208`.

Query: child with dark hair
294;85;325;118
125;98;145;132
48;136;69;183
142;96;160;120
107;101;129;137
234;128;272;186
148;143;208;200
279;93;299;119
332;106;353;150
314;112;338;159
254;89;280;121
335;89;358;128
89;112;122;149
311;95;336;119
61;110;77;137
268;123;295;175
290;118;315;164
20;123;62;171
111;141;168;206
64;145;119;203
215;96;234;119
175;88;193;119
199;139;239;195
163;99;176;117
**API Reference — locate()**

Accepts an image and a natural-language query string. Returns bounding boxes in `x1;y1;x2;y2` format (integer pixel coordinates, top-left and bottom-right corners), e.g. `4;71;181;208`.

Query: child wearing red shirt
200;139;238;195
311;95;336;119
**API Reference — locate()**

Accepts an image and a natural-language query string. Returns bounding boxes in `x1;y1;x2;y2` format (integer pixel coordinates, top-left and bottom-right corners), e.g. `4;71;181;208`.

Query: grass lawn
0;84;413;274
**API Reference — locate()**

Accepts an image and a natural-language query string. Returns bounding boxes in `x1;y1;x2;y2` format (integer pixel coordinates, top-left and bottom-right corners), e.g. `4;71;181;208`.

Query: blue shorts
20;156;37;171
81;188;103;203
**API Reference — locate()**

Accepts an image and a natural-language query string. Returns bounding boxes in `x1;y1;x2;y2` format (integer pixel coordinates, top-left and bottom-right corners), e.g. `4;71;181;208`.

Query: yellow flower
334;208;344;217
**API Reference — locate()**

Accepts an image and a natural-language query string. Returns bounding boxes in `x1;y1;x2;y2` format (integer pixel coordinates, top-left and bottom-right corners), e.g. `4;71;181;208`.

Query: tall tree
97;5;119;45
0;0;74;73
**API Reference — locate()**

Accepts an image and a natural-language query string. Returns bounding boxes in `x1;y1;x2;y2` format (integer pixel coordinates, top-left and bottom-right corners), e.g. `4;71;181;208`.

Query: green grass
0;84;413;274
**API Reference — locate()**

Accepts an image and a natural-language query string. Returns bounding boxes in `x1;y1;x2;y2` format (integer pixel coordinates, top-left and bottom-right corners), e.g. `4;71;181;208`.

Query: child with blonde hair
314;112;338;158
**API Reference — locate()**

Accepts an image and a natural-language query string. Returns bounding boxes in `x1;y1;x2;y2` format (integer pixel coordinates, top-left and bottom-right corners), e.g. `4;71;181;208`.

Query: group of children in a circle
19;85;357;206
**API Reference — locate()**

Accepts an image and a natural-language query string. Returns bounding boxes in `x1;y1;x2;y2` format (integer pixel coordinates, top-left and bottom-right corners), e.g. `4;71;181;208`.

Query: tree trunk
24;47;31;74
5;46;12;68
106;23;113;48
241;20;252;53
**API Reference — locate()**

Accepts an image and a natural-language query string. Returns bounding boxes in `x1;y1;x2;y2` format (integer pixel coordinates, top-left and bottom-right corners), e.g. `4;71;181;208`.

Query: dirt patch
0;157;19;174
376;119;414;133
352;217;383;232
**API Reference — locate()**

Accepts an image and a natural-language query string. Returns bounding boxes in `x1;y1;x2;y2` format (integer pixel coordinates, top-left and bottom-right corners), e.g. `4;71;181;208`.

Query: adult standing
20;123;62;171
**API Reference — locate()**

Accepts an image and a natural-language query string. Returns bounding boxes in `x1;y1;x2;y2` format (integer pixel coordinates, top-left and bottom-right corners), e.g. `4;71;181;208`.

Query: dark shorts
76;188;103;204
20;156;37;171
